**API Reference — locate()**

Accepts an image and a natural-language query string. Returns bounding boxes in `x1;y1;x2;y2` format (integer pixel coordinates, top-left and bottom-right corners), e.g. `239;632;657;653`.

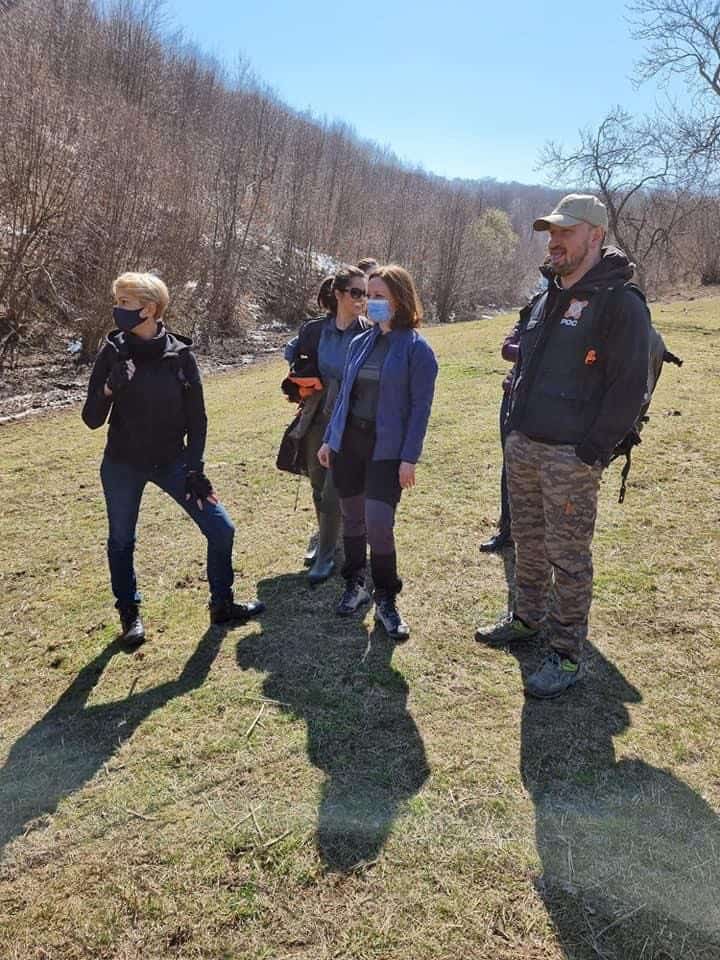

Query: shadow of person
236;573;429;873
486;551;720;958
0;625;228;863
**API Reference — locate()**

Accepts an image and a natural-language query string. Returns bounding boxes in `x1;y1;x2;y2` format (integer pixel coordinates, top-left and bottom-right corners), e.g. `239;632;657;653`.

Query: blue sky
163;0;668;185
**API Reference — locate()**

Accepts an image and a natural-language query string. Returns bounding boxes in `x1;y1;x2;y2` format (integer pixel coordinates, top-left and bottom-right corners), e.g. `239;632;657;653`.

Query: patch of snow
312;251;339;274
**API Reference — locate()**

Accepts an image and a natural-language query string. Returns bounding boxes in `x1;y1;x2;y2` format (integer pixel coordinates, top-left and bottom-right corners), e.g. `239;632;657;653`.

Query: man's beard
551;237;591;276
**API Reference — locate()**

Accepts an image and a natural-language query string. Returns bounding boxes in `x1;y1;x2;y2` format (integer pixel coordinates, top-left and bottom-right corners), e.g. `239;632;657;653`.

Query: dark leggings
331;423;403;596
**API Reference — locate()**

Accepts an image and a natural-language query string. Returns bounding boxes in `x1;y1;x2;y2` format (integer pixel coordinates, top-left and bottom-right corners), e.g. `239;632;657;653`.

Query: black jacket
508;247;650;466
81;326;207;470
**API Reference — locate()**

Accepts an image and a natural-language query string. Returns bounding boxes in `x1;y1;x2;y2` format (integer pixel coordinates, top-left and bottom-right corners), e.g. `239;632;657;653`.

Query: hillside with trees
1;0;718;389
0;0;556;375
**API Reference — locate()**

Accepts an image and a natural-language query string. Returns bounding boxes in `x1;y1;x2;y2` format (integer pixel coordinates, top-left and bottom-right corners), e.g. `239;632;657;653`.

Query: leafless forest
1;0;719;371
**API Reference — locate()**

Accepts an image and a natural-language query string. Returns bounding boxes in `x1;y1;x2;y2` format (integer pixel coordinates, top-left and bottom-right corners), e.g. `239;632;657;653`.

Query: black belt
349;414;375;432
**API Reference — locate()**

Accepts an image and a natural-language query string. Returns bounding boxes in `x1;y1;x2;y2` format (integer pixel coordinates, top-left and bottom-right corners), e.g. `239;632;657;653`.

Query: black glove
106;359;134;396
185;469;214;505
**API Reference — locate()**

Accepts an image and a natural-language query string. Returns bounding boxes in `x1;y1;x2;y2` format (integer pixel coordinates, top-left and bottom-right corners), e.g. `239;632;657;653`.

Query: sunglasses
338;286;367;300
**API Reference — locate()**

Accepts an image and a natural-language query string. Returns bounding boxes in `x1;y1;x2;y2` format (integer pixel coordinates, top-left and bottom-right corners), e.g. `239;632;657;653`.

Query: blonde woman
82;271;263;645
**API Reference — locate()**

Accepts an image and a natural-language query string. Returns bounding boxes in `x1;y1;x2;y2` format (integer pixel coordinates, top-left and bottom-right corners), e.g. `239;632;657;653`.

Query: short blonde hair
112;272;170;317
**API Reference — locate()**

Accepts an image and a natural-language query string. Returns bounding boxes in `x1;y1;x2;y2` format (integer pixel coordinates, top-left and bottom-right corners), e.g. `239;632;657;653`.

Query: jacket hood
540;245;635;293
106;324;192;358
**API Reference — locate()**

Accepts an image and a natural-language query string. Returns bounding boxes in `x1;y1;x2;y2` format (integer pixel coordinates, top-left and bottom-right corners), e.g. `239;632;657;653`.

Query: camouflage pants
505;431;603;661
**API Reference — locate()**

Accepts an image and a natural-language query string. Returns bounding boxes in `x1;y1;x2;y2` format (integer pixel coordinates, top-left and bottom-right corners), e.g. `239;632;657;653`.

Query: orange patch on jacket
289;375;323;399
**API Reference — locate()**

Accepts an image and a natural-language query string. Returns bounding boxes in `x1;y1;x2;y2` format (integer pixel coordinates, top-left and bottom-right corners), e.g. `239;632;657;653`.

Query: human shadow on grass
236;572;429;873
0;624;228;863
484;550;720;959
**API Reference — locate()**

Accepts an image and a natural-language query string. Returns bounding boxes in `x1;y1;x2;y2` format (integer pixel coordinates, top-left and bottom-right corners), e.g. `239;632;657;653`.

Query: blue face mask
366;298;392;325
113;306;145;332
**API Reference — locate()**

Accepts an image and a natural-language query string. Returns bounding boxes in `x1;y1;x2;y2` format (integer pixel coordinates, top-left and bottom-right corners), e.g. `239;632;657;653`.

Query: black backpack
601;285;683;502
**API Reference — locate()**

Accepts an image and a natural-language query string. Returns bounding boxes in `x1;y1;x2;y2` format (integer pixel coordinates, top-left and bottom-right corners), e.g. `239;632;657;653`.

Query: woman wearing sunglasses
318;264;438;639
284;265;370;583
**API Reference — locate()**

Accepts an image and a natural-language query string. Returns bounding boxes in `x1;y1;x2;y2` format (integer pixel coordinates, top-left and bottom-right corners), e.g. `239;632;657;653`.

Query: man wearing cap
475;194;650;698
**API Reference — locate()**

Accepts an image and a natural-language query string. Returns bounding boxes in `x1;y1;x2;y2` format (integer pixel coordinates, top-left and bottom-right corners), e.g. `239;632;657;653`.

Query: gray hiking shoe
336;582;371;617
474;613;539;645
524;652;582;699
374;597;410;641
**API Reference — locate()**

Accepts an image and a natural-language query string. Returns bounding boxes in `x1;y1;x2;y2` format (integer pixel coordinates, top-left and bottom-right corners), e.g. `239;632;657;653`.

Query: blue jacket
325;326;438;463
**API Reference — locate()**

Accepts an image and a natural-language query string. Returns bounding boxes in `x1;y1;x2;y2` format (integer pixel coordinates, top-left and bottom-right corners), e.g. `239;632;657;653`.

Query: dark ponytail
317;276;336;313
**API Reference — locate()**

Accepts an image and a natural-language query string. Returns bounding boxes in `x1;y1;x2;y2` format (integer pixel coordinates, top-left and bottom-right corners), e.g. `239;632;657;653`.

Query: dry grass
1;299;719;959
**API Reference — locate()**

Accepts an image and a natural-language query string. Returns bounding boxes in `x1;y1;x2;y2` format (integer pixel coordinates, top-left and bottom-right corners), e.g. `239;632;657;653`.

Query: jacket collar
539;245;635;296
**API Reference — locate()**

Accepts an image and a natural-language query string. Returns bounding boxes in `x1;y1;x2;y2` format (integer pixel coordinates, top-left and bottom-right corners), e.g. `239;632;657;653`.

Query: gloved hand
106;359;135;396
185;469;217;510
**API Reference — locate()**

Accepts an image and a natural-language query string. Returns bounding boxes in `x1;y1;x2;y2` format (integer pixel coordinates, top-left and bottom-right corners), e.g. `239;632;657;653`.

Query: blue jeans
100;455;235;610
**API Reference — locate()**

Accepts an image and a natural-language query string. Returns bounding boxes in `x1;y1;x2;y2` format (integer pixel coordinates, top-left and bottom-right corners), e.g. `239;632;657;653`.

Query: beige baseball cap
533;194;608;231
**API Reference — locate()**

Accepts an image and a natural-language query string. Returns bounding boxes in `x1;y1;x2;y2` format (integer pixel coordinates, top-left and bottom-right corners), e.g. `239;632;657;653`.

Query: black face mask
113;306;145;332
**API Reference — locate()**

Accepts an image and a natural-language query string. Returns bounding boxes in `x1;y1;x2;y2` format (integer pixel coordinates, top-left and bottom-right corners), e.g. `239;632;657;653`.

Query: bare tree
431;186;481;322
685;192;720;282
0;31;83;357
630;1;720;166
100;0;167;107
541;107;694;288
199;84;283;340
631;1;720;95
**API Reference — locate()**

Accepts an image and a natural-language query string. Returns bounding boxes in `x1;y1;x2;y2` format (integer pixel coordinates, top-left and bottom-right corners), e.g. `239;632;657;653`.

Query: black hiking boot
210;594;265;625
479;527;513;552
119;605;145;647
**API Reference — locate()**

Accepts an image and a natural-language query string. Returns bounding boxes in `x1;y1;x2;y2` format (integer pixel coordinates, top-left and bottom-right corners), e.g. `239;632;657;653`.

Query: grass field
1;300;719;959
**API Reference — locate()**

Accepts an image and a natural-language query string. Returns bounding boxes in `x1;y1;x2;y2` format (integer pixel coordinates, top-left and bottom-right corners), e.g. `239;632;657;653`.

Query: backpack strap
297;316;326;358
583;284;623;350
110;336;195;391
113;335;131;364
518;288;546;326
618;448;633;504
663;348;683;367
166;348;194;389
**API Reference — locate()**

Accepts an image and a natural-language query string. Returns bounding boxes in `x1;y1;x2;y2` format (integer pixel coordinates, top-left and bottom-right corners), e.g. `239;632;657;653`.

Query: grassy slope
0;300;719;960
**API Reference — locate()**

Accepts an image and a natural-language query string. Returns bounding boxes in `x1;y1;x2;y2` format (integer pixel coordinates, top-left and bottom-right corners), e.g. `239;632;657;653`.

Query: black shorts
331;422;401;507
